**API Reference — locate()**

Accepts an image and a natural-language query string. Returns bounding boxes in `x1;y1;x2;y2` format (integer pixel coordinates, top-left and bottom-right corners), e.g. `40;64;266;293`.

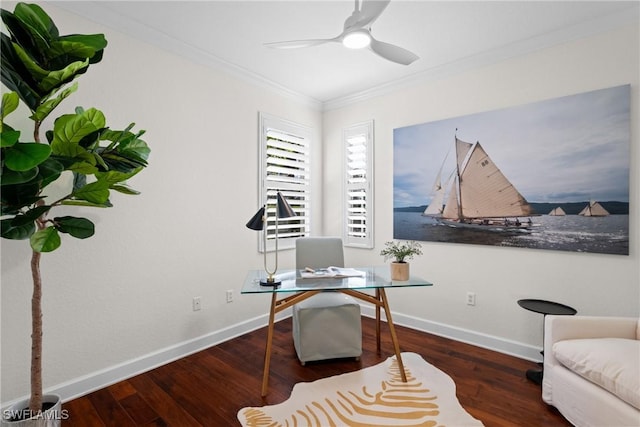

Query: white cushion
553;338;640;410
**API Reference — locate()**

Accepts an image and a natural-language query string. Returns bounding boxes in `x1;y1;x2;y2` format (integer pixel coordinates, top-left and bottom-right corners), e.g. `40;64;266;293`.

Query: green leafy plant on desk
380;240;423;263
380;240;423;281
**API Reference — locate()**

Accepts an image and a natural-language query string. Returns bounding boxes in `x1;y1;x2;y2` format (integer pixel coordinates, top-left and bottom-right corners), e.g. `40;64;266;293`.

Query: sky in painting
393;85;630;208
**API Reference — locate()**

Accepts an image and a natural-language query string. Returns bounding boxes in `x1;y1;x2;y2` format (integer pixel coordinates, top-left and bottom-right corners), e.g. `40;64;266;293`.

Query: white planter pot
1;395;63;427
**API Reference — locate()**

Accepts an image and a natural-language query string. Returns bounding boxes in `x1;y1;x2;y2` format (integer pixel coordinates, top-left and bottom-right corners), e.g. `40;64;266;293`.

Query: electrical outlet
226;290;234;303
192;296;202;311
466;292;476;306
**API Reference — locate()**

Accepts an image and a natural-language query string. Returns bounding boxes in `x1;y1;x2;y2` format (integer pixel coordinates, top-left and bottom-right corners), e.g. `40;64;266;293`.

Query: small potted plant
380;240;423;281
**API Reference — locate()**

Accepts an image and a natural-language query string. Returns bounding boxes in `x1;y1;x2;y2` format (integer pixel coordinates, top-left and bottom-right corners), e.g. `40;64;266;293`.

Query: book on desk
299;266;365;279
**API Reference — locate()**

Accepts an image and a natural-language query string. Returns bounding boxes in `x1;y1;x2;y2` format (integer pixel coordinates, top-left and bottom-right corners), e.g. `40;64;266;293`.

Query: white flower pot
1;395;63;427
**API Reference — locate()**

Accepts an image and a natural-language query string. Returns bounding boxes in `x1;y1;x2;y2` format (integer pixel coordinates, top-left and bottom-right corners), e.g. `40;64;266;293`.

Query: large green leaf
36;157;64;188
110;184;140;196
1;7;49;66
30;226;61;252
1;129;20;147
49;40;97;61
1;166;38;185
72;180;110;204
51;108;105;151
1;33;42;110
1;91;19;122
39;59;88;93
4;142;51;171
13;2;58;41
68;161;98;175
54;216;94;238
96;169;141;184
61;199;112;208
1;218;35;240
58;34;107;55
0;181;42;214
12;41;50;80
31;81;78;122
11;3;60;66
12;205;51;225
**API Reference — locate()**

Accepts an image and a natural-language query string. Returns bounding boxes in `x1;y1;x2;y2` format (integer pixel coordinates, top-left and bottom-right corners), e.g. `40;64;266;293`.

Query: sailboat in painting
423;135;536;231
548;207;566;216
579;200;610;217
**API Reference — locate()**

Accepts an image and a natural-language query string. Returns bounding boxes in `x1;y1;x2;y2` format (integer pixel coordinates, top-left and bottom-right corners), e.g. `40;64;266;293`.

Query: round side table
518;299;577;385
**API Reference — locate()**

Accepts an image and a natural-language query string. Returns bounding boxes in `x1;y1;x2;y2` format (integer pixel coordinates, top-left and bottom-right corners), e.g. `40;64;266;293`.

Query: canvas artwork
393;84;630;255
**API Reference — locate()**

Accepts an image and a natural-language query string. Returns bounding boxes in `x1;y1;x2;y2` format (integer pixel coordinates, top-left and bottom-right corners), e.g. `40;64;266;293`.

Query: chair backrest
296;237;344;269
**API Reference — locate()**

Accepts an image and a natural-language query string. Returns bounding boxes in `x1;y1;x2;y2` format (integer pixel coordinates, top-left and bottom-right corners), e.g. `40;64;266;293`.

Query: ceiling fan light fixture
342;30;371;49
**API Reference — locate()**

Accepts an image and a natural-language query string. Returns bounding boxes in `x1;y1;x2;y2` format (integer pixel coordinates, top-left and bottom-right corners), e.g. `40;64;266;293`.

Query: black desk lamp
246;191;297;287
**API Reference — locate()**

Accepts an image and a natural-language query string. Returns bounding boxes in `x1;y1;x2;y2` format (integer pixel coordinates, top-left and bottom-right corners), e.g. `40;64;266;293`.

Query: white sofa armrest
545;315;638;345
543;315;638;405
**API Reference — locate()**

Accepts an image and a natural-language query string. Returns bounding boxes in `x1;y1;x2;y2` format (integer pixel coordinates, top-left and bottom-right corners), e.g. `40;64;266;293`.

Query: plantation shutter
259;113;311;252
343;121;374;248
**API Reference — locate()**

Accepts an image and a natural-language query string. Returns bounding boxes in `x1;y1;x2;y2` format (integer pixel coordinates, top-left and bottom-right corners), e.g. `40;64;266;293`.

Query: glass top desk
242;266;433;396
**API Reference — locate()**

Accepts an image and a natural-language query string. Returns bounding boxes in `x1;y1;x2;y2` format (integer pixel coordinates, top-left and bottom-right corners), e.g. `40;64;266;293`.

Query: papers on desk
300;266;366;279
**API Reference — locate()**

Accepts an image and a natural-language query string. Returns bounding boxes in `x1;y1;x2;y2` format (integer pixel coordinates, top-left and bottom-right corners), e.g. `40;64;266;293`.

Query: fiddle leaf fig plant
1;2;150;418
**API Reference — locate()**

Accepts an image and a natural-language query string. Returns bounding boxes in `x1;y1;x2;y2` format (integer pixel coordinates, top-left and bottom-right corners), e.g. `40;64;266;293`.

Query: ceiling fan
264;0;419;66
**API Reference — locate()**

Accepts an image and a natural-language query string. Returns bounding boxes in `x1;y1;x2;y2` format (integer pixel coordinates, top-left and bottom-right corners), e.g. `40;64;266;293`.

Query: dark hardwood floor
62;317;571;426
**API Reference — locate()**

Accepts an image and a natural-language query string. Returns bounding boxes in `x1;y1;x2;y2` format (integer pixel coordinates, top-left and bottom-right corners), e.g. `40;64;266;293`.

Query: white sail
441;138;473;219
549;207;566;216
423;159;445;216
424;171;453;216
441;180;459;219
423;185;445;216
579;201;609;217
443;138;534;220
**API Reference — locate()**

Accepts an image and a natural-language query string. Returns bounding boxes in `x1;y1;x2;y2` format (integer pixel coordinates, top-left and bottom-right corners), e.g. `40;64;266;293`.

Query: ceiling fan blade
355;0;391;28
264;38;338;49
369;37;419;65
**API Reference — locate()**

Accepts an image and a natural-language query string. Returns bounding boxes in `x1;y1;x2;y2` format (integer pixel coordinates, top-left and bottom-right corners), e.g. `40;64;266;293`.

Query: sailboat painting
393;85;630;255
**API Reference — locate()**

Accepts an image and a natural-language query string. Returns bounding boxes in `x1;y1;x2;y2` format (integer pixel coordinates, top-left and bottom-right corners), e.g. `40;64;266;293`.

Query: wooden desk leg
379;288;407;382
375;289;381;353
261;293;278;397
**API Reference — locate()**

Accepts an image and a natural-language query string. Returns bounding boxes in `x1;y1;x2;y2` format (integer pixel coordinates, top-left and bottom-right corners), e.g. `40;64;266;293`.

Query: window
343;120;374;248
258;113;311;252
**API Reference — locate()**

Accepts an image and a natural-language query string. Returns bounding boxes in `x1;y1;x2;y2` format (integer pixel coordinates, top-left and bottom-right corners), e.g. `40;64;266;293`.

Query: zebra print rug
238;352;483;426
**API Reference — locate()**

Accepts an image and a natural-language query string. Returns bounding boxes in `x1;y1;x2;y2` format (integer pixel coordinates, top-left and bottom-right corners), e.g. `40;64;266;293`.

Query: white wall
323;23;639;356
1;3;321;404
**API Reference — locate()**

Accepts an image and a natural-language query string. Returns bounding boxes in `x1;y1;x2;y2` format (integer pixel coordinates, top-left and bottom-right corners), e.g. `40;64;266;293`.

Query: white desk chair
292;237;362;365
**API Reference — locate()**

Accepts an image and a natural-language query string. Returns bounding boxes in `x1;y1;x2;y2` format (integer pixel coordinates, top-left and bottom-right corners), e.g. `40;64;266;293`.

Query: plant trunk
29;248;43;413
29;118;44;415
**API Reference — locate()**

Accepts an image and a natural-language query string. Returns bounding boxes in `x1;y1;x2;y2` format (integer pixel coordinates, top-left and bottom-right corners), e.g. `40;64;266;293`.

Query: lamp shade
276;192;297;219
246;206;266;230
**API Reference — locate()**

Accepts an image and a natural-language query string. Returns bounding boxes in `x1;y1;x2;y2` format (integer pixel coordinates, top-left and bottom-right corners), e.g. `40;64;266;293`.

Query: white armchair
543;315;640;426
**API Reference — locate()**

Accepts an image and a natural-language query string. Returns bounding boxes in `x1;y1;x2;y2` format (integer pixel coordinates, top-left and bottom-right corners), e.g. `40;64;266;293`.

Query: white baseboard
359;305;542;363
3;307;539;408
2;310;290;408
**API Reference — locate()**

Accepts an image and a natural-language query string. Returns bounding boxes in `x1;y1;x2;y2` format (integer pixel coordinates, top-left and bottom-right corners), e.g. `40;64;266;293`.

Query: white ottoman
292;292;362;364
